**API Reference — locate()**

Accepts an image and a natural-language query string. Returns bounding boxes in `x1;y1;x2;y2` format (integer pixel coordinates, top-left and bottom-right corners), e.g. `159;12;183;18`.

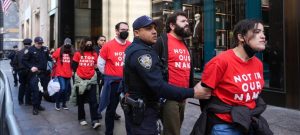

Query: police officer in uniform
22;37;52;115
13;38;33;105
122;15;211;135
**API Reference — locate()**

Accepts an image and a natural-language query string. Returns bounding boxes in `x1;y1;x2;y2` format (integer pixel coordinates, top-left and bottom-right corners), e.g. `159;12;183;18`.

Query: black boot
33;107;39;115
37;105;45;111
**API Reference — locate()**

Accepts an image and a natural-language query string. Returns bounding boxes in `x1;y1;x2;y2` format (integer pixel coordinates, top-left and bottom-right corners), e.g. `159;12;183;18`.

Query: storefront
152;0;300;109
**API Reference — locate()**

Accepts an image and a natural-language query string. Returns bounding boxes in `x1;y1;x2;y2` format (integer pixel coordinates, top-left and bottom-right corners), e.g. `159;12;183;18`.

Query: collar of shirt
115;37;127;45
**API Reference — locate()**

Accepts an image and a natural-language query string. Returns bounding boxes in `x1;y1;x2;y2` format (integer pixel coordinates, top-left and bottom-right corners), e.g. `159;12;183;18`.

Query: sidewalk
1;59;300;135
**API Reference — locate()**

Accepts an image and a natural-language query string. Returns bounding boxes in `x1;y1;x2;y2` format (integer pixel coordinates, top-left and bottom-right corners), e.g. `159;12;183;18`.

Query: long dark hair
79;37;95;56
232;19;263;47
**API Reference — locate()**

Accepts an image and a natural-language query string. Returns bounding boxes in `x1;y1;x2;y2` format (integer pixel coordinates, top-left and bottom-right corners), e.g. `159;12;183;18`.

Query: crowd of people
7;11;273;135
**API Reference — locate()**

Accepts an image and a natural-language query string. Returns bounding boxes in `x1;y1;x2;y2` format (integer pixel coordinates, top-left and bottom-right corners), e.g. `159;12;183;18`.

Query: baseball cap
64;38;72;45
23;38;32;45
34;36;44;43
132;15;156;30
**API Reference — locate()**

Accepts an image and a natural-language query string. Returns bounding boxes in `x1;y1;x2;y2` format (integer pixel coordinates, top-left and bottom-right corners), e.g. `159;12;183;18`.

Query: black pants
127;107;159;135
18;70;31;104
29;72;49;108
12;70;18;85
77;84;99;122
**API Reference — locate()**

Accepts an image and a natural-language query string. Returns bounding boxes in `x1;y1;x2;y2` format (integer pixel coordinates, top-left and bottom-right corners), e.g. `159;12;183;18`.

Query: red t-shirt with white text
167;34;191;88
73;51;98;79
52;48;72;78
201;49;264;123
99;39;131;77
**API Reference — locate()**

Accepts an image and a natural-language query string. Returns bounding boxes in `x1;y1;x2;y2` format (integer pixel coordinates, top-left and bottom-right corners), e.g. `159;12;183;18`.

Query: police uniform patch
24;49;28;54
138;54;152;69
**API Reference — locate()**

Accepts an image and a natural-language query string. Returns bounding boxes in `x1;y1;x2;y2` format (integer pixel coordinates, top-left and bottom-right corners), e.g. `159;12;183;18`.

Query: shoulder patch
138;54;152;69
24;49;28;54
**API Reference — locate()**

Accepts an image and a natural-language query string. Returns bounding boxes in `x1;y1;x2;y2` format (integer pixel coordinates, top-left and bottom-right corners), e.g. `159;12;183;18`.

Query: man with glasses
97;22;131;135
22;36;52;115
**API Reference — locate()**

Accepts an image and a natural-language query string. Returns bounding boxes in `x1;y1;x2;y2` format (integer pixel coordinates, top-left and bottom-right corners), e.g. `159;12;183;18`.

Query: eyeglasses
86;44;92;46
100;40;106;41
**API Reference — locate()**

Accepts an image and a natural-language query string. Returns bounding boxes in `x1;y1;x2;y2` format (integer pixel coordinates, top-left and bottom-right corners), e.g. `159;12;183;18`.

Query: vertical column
173;0;182;11
246;0;262;19
203;0;215;64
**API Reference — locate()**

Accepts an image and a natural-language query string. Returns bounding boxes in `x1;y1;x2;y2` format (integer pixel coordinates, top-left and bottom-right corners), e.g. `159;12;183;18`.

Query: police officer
13;38;33;105
122;15;211;135
8;45;19;86
22;36;52;115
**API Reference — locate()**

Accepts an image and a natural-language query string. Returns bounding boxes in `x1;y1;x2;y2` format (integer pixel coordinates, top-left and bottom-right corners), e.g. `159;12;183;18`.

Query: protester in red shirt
153;11;193;135
191;19;272;135
52;38;74;111
97;22;131;135
72;37;101;129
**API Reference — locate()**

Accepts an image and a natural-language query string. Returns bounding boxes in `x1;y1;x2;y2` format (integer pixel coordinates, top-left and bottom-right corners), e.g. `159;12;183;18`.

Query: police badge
138;54;152;69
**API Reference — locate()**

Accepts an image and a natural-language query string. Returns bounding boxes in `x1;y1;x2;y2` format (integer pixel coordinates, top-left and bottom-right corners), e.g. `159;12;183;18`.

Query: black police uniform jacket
124;37;194;103
22;46;52;71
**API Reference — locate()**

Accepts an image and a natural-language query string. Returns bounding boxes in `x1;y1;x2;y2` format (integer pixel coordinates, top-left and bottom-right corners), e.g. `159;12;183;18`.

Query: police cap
132;15;156;30
23;38;32;45
34;36;44;43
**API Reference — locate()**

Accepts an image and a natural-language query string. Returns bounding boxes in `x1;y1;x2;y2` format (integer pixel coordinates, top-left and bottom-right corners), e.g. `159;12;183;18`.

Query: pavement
1;59;300;135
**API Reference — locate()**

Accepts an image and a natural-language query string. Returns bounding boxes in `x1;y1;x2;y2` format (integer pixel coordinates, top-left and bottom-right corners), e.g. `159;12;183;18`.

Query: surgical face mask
119;31;129;40
243;42;257;58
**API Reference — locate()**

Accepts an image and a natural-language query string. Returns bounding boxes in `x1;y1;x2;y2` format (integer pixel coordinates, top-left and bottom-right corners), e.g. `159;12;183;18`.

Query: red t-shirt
167;34;190;88
73;51;98;79
99;39;131;77
201;49;264;123
52;48;72;78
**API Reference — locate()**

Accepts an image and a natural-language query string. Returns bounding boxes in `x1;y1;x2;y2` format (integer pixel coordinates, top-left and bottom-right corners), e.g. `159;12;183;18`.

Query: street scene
1;0;300;135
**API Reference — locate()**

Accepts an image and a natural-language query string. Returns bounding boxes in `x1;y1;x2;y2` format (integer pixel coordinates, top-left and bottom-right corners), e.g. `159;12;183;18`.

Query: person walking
97;22;131;135
72;37;101;129
52;38;74;110
153;11;194;135
22;37;52;115
13;38;32;105
190;19;273;135
122;15;211;135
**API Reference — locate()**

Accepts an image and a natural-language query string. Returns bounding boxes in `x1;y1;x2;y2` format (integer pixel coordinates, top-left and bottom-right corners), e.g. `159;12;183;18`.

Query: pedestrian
22;36;52;115
190;19;273;135
94;35;106;55
8;45;19;86
12;39;32;105
122;15;211;135
94;35;107;119
97;22;131;135
52;38;74;111
153;11;193;135
71;37;101;129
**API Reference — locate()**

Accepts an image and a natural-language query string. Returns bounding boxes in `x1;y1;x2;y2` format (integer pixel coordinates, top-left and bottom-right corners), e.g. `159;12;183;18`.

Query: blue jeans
55;77;70;105
211;124;243;135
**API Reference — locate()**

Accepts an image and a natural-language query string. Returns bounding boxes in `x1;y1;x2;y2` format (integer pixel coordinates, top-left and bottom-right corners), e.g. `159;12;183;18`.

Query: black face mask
84;46;94;51
243;42;257;58
64;45;71;49
119;31;129;40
